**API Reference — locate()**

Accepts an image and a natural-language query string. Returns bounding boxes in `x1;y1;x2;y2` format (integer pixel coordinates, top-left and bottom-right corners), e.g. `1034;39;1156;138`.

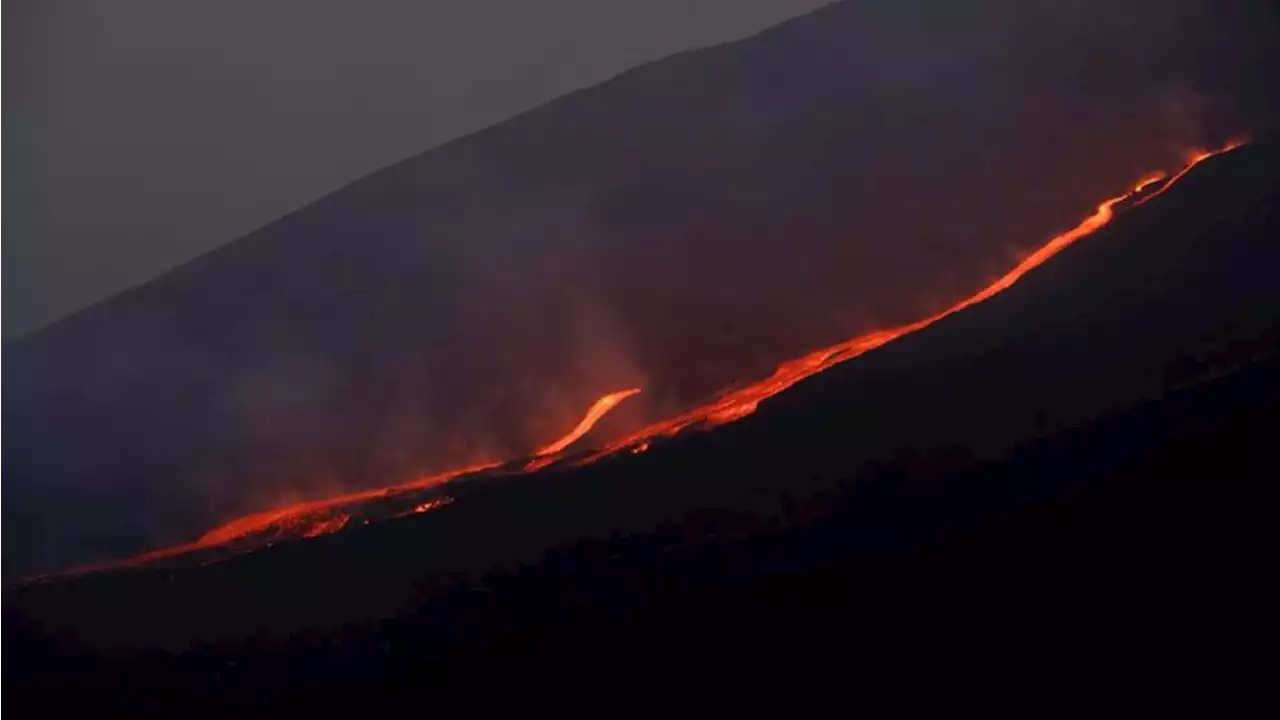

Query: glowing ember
68;140;1243;578
78;461;502;573
1134;141;1246;207
404;496;456;516
302;514;350;538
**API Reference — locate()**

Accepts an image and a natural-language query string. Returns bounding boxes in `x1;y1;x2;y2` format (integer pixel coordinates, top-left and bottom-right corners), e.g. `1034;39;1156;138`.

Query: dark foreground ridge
5;141;1278;709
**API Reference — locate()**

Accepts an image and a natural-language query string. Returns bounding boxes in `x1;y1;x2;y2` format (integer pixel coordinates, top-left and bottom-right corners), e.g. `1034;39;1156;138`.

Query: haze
4;0;830;337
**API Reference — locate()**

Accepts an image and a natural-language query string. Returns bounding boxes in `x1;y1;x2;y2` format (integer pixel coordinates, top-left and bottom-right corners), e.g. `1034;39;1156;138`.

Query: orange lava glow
302;514;351;538
69;140;1242;577
574;140;1244;465
196;461;495;545
1134;141;1245;207
528;388;643;466
82;461;501;573
402;496;456;517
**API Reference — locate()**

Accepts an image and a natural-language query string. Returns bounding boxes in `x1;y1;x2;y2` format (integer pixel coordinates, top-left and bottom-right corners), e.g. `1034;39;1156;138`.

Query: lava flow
84;460;502;573
67;140;1242;578
1134;141;1246;207
525;388;643;470
574;140;1246;465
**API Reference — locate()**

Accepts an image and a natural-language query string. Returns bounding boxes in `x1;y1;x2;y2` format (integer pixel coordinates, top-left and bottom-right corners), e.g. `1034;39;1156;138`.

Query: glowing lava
302;514;351;539
85;460;501;573
522;388;642;471
1134;141;1246;207
575;140;1245;464
67;140;1243;578
402;496;456;517
534;388;642;455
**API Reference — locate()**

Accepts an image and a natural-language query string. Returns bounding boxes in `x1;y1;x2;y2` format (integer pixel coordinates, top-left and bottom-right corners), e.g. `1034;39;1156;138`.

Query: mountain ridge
5;0;1276;579
7;138;1276;650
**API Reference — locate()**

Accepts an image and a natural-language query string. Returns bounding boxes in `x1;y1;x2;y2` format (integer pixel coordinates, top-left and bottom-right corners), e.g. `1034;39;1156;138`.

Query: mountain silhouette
4;0;1277;579
6;136;1277;712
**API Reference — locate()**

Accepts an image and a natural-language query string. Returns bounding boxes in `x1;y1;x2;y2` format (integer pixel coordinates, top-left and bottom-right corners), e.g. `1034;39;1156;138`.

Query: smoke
4;0;1276;578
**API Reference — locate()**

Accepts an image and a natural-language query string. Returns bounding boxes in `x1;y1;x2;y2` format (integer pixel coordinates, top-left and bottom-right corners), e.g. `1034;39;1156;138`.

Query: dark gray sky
4;0;831;338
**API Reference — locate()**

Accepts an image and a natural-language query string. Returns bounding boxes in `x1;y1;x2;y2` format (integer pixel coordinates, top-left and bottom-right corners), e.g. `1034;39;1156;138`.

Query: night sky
4;0;830;337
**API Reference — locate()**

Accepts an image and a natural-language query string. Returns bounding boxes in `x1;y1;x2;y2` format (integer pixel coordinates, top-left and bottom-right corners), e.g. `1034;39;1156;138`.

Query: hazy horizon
4;0;831;338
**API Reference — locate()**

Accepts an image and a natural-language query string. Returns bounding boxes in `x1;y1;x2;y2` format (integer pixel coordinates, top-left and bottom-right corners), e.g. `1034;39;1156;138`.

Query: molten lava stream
84;460;503;574
70;140;1242;577
1134;141;1245;207
525;388;643;470
576;140;1246;465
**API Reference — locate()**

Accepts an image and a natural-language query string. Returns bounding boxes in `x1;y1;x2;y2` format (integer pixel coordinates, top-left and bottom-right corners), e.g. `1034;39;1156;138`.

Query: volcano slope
6;0;1279;580
6;139;1278;709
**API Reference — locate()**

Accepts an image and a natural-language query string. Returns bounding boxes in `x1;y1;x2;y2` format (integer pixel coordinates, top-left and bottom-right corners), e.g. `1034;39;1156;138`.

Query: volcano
6;135;1279;709
5;0;1280;709
5;0;1278;580
19;140;1244;578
